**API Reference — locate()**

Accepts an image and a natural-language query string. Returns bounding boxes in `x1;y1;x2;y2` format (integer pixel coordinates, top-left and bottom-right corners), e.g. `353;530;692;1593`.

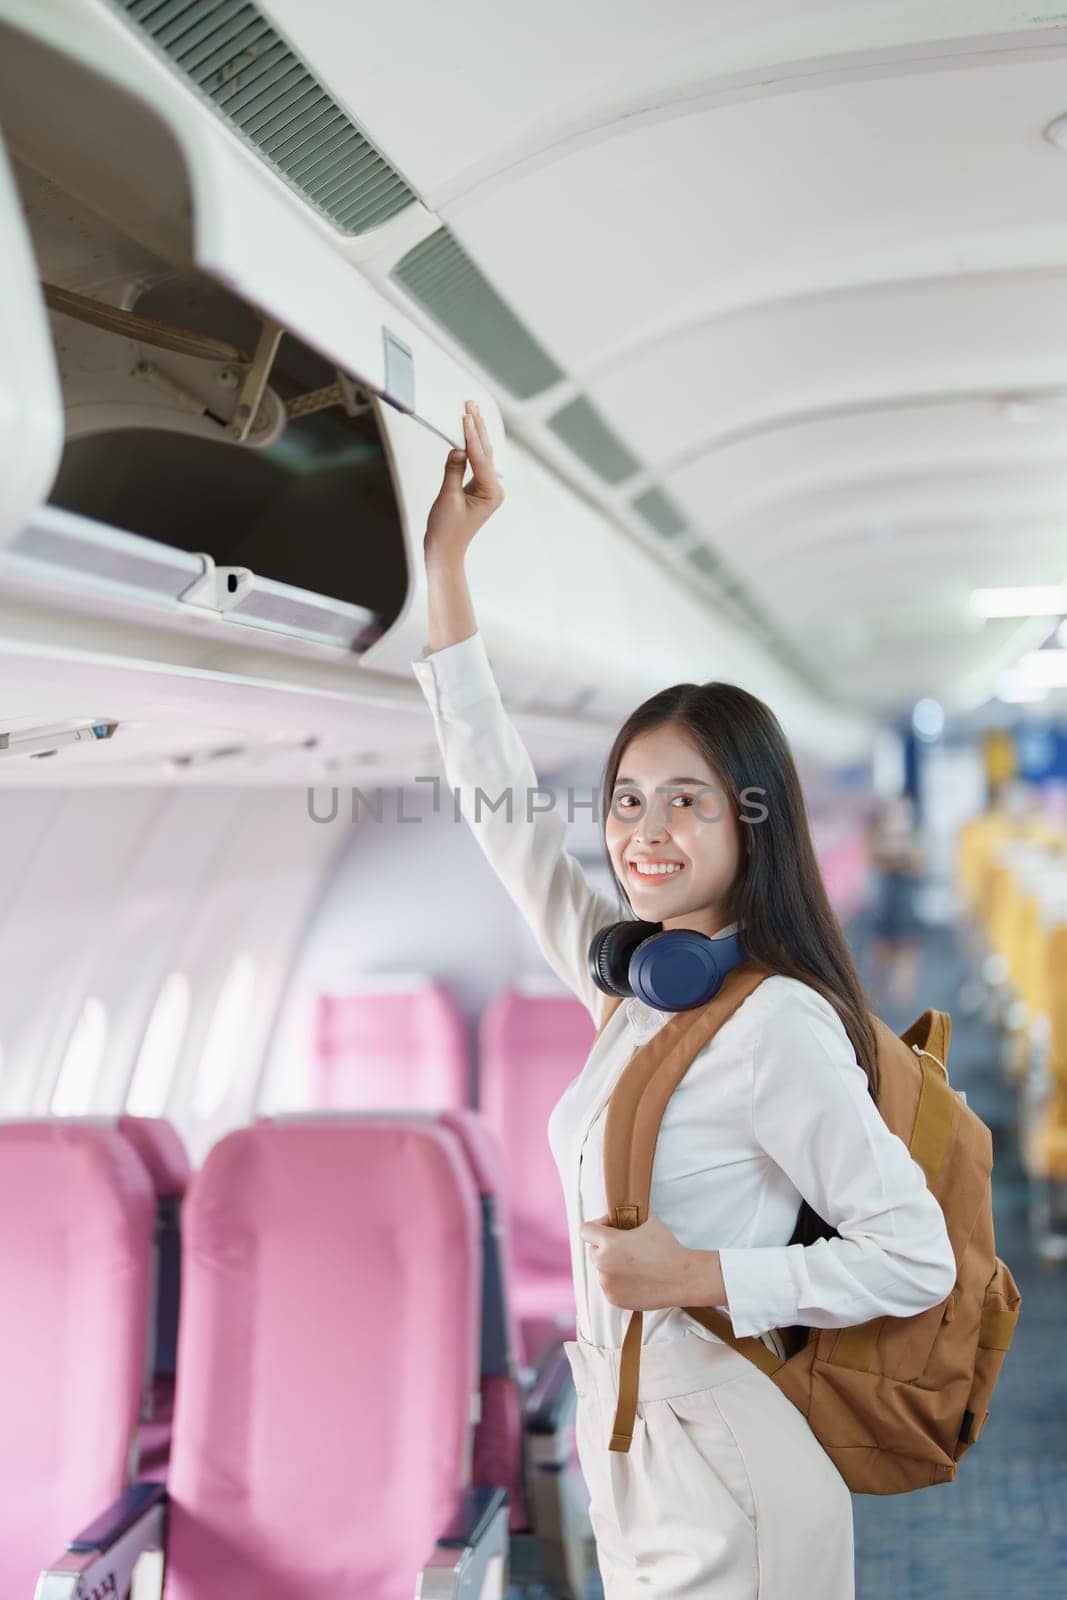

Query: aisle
849;916;1065;1599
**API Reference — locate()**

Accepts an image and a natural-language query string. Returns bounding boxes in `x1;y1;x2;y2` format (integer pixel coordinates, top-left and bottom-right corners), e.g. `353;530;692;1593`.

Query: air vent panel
114;0;416;235
546;396;640;486
632;485;687;540
687;544;727;579
393;228;565;399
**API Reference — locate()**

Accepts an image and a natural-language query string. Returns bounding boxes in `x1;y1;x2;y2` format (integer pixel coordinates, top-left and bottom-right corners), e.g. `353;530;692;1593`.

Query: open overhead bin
0;1;505;658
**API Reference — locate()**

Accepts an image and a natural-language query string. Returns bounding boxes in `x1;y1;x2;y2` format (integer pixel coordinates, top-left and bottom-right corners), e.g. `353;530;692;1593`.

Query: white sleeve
716;981;958;1339
410;630;620;1026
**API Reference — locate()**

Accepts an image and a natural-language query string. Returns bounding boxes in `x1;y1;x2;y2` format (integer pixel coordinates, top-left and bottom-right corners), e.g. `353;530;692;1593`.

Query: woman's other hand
424;399;505;565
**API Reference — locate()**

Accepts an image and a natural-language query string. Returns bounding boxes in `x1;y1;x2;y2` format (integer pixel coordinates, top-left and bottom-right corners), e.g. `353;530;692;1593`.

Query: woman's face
605;722;744;938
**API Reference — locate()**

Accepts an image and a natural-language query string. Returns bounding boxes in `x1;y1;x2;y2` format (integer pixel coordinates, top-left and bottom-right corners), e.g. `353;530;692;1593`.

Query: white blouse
410;629;957;1355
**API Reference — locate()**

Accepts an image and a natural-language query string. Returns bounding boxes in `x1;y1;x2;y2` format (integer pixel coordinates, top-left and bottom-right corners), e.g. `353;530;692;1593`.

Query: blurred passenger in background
869;792;924;1009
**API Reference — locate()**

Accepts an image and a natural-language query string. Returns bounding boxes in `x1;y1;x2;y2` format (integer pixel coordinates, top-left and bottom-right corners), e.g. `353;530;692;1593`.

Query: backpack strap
599;960;776;1452
824;1009;958;1375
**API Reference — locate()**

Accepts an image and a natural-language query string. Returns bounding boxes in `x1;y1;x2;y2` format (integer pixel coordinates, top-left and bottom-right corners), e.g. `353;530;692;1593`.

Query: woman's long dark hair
600;677;879;1256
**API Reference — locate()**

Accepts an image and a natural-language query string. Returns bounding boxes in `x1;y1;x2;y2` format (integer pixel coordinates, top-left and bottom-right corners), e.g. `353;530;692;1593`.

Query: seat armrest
416;1486;509;1598
437;1484;508;1548
35;1484;167;1600
524;1340;573;1435
70;1481;166;1552
519;1343;594;1598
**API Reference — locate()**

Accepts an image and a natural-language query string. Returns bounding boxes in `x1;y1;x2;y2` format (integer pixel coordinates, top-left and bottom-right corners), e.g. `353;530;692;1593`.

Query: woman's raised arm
411;403;621;1025
423;401;501;653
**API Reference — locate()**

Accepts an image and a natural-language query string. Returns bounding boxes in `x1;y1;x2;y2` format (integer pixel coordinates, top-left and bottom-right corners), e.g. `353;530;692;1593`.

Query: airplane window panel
49;995;108;1116
189;954;259;1121
127;972;191;1119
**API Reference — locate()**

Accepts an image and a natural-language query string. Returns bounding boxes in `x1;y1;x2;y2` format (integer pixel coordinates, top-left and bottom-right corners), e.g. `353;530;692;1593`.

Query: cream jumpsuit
410;629;958;1598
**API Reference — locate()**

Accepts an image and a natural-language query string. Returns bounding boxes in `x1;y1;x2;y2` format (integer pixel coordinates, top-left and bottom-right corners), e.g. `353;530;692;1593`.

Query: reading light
970;586;1067;618
1043;112;1067;150
995;664;1050;703
1013;649;1067;687
996;681;1050;703
998;393;1067;423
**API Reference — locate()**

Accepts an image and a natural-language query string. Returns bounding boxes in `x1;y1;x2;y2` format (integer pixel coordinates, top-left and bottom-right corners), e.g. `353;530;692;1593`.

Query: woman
411;402;957;1598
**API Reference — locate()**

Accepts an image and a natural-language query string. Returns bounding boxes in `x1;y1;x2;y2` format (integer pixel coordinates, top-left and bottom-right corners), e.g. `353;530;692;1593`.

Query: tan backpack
595;960;1022;1493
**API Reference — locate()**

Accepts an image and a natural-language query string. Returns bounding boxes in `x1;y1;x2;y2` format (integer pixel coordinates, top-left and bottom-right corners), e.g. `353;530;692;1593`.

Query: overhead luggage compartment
0;2;505;658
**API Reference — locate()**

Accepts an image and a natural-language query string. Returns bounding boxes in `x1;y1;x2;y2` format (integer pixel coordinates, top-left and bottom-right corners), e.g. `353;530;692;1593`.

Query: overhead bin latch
178;553;254;613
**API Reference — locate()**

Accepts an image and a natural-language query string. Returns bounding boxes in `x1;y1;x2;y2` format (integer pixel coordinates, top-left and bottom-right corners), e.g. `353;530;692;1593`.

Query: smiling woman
410;405;959;1599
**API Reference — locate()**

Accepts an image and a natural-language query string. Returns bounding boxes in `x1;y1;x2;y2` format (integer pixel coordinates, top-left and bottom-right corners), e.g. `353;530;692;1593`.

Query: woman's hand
579;1210;726;1312
424;400;505;565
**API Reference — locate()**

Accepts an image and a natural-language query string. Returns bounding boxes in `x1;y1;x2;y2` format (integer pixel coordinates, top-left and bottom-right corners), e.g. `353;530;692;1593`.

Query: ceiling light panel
631;485;688;539
545;394;640;485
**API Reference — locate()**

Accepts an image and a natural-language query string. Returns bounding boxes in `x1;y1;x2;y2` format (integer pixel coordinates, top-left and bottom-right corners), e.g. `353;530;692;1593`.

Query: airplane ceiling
260;0;1067;719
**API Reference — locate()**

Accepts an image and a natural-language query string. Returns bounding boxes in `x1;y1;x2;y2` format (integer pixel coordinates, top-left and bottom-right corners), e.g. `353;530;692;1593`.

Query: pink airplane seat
315;981;471;1109
119;1114;191;1200
479;991;595;1367
2;1122;157;1597
438;1107;527;1533
119;1116;192;1481
437;1108;590;1596
161;1117;508;1599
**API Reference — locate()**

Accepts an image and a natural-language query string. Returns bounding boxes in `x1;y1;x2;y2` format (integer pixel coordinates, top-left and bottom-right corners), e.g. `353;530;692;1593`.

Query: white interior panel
0;131;62;547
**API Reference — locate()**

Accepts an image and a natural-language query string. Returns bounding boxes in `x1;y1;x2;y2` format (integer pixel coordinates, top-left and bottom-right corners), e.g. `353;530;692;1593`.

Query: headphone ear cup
588;920;661;997
629;929;747;1011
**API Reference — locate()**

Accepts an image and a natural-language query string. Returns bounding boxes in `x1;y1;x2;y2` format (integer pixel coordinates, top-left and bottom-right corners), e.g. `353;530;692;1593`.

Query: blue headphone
587;920;749;1012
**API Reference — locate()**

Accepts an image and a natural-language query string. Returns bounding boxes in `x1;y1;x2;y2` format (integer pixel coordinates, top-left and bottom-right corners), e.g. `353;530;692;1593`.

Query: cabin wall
260;766;616;1112
0;785;345;1164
